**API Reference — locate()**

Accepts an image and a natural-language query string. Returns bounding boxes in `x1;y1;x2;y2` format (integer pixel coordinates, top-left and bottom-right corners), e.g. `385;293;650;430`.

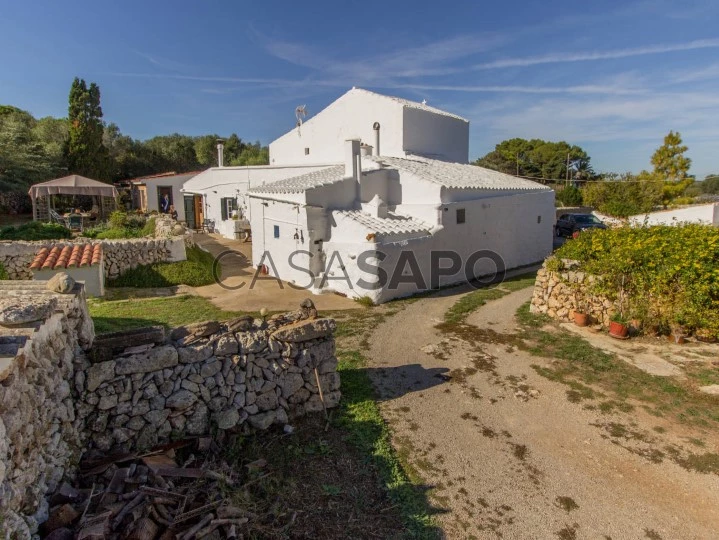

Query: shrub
84;216;154;240
582;173;662;217
0;221;72;241
0;262;8;280
554;224;719;337
108;246;216;288
556;185;583;207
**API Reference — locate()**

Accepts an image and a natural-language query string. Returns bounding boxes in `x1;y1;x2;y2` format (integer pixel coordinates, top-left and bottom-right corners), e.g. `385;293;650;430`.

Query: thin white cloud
472;38;719;70
385;83;646;96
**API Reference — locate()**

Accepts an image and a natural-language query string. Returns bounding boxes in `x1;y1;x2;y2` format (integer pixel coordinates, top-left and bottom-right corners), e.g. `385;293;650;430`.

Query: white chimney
344;139;361;180
373;122;380;156
360;144;373;157
216;139;225;167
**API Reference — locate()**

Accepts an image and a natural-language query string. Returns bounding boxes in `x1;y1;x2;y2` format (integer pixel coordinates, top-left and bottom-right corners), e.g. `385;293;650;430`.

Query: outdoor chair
68;214;83;232
202;219;215;233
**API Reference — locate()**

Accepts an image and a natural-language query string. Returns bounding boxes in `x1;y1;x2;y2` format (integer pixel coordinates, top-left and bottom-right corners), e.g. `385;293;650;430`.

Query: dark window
456;208;466;224
537;215;542;224
273;225;280;238
220;197;237;220
304;147;310;155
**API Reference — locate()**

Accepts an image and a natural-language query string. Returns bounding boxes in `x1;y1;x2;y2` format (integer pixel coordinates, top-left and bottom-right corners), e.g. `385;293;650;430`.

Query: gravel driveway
367;285;719;539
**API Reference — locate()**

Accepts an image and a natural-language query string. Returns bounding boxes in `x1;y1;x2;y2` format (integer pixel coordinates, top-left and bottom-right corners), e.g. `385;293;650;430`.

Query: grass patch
335;348;440;537
354;295;376;307
84;213;155;239
88;294;245;333
0;221;71;240
517;301;719;433
108;245;217;288
0;262;8;280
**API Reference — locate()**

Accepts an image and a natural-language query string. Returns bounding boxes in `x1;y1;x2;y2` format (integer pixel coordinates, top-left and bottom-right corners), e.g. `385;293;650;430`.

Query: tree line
475;132;717;217
0;77;269;211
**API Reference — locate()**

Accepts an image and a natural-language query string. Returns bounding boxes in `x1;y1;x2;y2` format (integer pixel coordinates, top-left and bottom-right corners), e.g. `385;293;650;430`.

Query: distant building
183;88;554;302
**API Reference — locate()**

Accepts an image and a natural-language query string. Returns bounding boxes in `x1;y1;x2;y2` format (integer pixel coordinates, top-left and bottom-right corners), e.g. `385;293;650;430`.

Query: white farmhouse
183;87;555;302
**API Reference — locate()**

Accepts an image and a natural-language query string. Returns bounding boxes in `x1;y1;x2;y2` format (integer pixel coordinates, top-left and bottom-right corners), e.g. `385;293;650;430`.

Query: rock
144;409;170;427
165;389;197;410
86;361;116;392
42;503;79;533
171;321;221;344
178;342;213;364
270;318;336;343
98;395;118;410
699;385;719;395
0;297;56;326
247;410;276;430
45;272;75;294
214;333;239;356
214;408;240;430
115;346;178;375
227;315;253;333
279;373;304;399
256;390;278;411
186;403;209;435
200;359;222;378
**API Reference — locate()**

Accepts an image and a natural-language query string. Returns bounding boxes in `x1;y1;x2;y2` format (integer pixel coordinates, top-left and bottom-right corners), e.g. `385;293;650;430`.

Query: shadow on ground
360;364;451;401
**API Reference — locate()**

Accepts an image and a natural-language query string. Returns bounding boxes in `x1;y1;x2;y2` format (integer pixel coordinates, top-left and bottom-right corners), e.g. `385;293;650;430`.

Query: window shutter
220;198;228;220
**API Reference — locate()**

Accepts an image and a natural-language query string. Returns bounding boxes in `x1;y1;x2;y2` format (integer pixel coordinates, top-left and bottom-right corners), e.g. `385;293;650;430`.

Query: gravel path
368;285;719;539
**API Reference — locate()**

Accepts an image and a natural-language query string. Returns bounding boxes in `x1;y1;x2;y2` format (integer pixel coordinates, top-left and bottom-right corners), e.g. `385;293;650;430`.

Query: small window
273;225;280;238
304;147;310;155
456;208;466;224
537;215;542;224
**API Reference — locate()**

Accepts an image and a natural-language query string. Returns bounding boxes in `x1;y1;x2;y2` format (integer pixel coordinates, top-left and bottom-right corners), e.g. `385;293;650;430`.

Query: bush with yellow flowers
551;223;719;338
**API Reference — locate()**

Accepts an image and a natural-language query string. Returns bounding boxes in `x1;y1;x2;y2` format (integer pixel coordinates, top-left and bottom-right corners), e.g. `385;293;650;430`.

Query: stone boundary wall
0;236;186;280
0;282;339;536
79;312;341;452
530;261;614;326
0;282;94;536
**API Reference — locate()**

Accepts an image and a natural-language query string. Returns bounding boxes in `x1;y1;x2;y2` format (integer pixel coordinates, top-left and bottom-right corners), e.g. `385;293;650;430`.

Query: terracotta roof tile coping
30;243;102;271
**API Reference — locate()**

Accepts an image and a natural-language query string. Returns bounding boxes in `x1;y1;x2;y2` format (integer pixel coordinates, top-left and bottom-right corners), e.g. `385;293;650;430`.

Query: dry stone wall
0;282;94;537
0;280;340;537
0;236;186;280
79;312;340;452
530;261;614;326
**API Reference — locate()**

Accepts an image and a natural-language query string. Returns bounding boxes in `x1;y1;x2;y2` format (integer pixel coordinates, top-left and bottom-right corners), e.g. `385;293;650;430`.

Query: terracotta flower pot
608;321;629;339
573;311;589;327
668;334;686;344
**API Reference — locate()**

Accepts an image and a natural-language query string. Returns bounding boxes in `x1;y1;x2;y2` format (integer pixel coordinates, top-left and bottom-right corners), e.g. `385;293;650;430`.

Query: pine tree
650;130;691;182
65;77;110;180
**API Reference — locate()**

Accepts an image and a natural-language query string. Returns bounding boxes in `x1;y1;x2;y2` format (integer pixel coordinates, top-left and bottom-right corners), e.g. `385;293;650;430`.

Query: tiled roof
352;88;468;122
247;165;347;195
368;155;551;191
30;243;102;271
336;210;431;238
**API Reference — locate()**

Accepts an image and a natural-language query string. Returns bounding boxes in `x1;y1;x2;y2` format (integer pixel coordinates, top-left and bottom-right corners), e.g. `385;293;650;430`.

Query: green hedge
0;221;72;241
551;224;719;337
108;245;217;288
84;214;155;240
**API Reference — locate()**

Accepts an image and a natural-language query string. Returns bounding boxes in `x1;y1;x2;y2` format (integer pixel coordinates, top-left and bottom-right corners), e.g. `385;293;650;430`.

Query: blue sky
2;0;718;178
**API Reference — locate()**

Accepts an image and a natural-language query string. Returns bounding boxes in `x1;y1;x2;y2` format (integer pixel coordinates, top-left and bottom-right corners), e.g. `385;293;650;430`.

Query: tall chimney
344;139;360;180
373;122;380;156
216;139;225;167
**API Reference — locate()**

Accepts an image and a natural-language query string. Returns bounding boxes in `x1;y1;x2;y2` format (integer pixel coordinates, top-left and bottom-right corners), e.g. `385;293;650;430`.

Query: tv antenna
295;105;307;134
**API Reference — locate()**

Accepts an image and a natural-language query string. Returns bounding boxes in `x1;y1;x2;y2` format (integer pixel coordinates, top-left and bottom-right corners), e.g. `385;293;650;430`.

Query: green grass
516;302;719;429
0;262;8;280
88;294;246;333
442;272;537;326
0;221;72;240
108;245;217;288
335;348;440;538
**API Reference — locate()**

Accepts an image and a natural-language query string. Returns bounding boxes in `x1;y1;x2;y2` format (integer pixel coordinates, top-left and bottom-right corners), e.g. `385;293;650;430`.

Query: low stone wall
0;236;186;280
79;313;340;452
530;261;614;326
0;282;94;536
0;281;339;536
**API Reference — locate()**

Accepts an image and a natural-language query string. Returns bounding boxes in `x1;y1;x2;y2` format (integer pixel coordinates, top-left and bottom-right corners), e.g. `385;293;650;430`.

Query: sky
1;0;718;178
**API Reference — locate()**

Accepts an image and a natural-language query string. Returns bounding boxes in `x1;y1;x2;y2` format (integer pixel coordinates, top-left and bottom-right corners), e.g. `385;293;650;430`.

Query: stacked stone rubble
530;261;614;327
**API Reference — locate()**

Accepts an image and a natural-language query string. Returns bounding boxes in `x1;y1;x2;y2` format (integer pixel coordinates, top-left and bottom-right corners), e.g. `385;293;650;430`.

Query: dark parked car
555;213;607;237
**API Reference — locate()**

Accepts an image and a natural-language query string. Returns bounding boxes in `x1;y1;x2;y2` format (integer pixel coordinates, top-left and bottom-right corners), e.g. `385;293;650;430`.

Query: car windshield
574;215;601;224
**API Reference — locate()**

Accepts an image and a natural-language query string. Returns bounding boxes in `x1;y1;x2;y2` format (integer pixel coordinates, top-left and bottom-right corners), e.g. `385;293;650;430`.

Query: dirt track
367;286;719;539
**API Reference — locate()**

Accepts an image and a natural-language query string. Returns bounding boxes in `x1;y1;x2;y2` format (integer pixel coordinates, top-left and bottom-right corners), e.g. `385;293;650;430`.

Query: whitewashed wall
140;174;196;221
269;90;403;165
403;107;469;163
184;165;328;239
628;203;719;226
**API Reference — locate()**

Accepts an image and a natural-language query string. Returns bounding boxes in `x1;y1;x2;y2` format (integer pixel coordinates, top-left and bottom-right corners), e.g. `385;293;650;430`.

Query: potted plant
608;312;629;339
572;294;590;327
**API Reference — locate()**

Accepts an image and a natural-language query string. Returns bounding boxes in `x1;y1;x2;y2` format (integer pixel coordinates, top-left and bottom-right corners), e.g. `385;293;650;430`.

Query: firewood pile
42;438;260;540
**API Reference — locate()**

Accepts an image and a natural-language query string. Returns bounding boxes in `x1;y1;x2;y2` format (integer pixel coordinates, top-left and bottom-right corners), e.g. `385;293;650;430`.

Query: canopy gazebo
29;175;119;223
